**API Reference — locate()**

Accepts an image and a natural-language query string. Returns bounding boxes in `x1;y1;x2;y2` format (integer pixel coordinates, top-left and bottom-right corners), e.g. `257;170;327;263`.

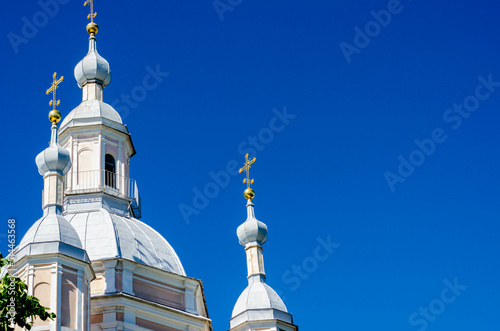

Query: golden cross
46;72;64;110
84;0;97;22
239;153;256;189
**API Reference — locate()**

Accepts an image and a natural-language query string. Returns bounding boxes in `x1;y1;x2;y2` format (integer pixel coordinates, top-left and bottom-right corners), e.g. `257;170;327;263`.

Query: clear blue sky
2;0;500;330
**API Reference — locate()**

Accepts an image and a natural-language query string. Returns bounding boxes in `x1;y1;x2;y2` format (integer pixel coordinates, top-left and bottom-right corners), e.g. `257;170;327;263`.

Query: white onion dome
74;34;111;88
35;124;71;176
237;201;268;246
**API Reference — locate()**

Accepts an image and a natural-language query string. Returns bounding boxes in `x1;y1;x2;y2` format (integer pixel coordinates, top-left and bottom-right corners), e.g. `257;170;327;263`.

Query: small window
105;154;116;188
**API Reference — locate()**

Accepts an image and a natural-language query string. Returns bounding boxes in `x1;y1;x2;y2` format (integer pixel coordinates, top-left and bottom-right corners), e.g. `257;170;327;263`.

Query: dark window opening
105;154;116;188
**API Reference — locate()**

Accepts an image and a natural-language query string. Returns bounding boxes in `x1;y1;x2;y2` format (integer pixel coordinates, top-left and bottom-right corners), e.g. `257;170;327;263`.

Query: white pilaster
86;281;91;331
99;134;104;189
50;263;63;330
27;265;34;296
123;307;136;326
121;260;135;295
77;270;84;331
117;142;123;194
102;307;116;323
68;135;74;192
103;260;117;294
184;282;198;314
72;136;78;189
93;135;100;171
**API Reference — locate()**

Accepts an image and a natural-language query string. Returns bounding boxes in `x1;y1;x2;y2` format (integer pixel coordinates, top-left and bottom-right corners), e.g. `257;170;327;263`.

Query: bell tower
58;1;140;219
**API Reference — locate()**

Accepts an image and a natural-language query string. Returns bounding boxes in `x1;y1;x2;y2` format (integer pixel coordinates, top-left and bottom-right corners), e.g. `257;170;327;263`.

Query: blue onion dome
74;33;111;88
237;201;268;246
35;124;71;176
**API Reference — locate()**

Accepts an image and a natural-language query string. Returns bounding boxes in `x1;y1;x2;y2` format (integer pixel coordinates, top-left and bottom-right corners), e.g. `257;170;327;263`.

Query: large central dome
65;209;185;275
53;17;185;277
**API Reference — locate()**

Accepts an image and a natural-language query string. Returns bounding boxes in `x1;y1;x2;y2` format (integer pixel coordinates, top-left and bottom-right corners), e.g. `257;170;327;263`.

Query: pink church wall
61;269;78;329
133;278;185;310
33;266;52;326
90;314;103;323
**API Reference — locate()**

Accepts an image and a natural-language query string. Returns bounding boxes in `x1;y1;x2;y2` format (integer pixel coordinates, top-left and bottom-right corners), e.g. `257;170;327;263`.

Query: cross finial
239;153;256;189
46;72;64;124
46;72;64;110
84;0;97;23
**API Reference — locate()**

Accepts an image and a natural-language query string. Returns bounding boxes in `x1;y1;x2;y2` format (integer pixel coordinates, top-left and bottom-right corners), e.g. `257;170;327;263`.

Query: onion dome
74;32;111;88
35;124;71;176
237;200;268;246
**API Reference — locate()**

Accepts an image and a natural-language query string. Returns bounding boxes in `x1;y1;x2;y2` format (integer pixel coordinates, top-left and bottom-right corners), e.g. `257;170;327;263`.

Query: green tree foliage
0;254;56;331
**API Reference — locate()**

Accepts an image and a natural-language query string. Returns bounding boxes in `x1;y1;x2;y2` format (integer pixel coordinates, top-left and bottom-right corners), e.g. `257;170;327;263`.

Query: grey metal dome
59;99;124;134
237;201;268;246
232;281;289;318
60;99;123;126
74;34;111;88
35;124;71;176
18;213;82;249
14;211;90;264
65;209;186;275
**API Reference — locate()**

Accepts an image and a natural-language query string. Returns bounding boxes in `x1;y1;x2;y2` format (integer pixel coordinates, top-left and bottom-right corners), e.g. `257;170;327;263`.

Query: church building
7;3;298;331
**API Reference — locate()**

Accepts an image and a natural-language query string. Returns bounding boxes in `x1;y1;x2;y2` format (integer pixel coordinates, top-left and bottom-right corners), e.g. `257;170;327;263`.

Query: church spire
36;72;72;213
236;154;268;283
74;0;111;101
230;155;298;331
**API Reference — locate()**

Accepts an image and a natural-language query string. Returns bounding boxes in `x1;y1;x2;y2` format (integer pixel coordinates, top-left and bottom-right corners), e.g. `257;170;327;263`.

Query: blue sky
2;0;500;330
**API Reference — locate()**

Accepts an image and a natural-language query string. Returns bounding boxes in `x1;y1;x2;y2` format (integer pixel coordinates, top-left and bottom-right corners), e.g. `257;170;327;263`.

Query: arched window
33;282;51;326
105;154;116;188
